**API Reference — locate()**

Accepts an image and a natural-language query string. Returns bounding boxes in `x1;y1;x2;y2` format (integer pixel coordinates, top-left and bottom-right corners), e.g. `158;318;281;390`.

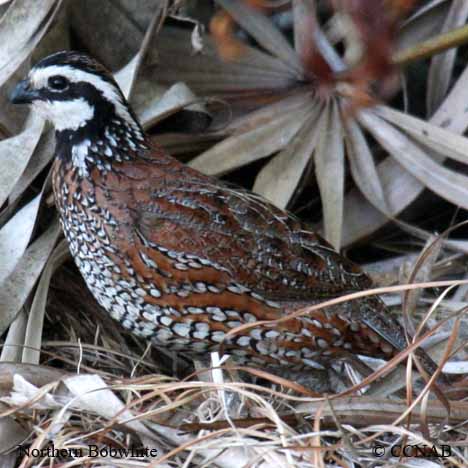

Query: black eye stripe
48;75;69;91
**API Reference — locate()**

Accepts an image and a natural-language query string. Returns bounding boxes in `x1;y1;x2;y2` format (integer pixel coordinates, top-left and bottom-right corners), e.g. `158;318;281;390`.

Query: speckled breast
51;161;175;342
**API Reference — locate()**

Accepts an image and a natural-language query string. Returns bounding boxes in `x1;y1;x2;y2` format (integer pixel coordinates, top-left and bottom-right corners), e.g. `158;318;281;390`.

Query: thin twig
394;23;468;66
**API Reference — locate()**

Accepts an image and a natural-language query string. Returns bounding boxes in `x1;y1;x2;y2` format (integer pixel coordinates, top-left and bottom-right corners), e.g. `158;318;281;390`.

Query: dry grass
1;263;467;467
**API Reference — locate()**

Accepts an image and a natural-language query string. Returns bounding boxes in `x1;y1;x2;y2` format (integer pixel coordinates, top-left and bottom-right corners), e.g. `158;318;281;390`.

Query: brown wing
116;153;372;304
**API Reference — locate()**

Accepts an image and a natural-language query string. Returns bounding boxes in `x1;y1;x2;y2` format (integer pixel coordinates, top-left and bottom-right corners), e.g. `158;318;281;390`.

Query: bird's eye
48;75;69;91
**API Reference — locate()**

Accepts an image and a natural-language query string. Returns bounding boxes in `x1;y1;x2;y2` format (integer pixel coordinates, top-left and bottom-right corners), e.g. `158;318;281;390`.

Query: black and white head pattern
27;51;147;176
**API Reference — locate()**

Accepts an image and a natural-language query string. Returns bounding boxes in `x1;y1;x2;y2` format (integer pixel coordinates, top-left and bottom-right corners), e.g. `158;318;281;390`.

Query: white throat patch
33;98;94;131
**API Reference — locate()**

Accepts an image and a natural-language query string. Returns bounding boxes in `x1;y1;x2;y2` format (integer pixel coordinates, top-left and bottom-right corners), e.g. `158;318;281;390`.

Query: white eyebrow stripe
30;65;116;101
29;64;143;137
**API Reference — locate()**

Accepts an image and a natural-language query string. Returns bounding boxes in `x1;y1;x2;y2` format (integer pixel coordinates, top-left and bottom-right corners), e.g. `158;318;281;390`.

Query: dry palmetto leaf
0;113;44;209
359;110;468;209
0;309;26;363
426;0;468;114
0;218;60;337
71;0;213;135
21;238;68;365
8;129;55;203
252;101;323;209
0;194;43;286
314;101;345;248
172;0;468;249
0;0;62;88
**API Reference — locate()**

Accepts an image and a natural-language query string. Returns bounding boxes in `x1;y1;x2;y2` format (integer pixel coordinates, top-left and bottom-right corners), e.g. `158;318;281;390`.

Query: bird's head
11;51;141;133
11;51;147;173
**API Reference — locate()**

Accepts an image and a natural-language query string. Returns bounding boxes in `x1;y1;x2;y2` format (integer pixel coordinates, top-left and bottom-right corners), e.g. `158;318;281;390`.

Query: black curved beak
10;79;39;104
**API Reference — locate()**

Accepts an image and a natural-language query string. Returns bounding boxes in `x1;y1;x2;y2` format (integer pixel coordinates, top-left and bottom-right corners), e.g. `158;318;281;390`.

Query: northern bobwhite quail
11;51;440;385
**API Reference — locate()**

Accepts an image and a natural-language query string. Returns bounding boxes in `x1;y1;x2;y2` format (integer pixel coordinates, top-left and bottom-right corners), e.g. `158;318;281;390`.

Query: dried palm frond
152;0;468;249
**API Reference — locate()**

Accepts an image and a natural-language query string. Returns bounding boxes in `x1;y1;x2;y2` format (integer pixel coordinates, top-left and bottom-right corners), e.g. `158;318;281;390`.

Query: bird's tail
358;296;448;385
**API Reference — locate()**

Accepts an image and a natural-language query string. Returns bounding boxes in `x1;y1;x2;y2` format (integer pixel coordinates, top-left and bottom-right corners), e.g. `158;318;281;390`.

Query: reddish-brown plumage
14;51;440;387
51;139;437;376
